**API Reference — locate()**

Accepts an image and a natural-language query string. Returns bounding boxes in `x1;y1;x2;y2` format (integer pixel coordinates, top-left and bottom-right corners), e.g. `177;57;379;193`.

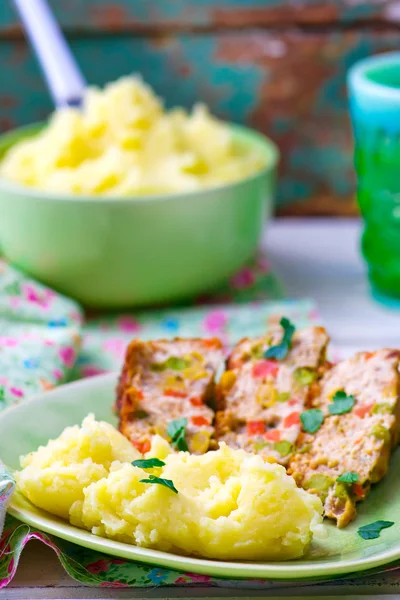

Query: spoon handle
12;0;86;107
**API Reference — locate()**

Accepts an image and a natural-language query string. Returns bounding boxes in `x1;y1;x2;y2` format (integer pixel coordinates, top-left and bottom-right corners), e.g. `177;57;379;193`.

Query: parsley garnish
300;409;324;433
167;417;188;451
264;317;295;360
328;390;355;415
140;474;178;494
132;458;165;469
358;520;394;540
337;472;359;483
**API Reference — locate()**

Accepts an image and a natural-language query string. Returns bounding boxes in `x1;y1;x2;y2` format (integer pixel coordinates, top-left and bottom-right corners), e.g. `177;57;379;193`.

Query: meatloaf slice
116;337;224;454
214;325;329;464
288;349;400;528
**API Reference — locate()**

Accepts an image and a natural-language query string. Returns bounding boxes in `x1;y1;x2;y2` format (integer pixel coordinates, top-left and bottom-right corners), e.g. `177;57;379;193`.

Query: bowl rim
347;51;400;100
0;122;279;205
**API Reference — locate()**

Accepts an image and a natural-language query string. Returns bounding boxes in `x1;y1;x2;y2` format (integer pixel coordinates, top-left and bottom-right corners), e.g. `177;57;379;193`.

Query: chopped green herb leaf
274;440;293;457
328;390;355;415
300;409;324;433
167;417;188;452
132;458;165;469
167;417;187;438
264;317;295;361
293;367;316;386
276;391;291;403
151;356;190;372
337;472;359;483
140;474;178;494
358;520;394;540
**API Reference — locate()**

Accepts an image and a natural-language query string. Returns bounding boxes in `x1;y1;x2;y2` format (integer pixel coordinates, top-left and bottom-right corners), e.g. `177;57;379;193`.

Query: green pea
293;368;316;386
371;424;391;443
372;403;393;415
274;440;293;457
304;474;333;492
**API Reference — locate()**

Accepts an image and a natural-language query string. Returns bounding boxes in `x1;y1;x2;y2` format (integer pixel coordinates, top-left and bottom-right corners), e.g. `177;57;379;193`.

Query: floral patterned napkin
0;255;325;590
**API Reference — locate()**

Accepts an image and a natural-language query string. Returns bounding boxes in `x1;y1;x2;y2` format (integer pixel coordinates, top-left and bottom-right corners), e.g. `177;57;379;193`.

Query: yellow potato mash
0;77;267;196
16;415;323;561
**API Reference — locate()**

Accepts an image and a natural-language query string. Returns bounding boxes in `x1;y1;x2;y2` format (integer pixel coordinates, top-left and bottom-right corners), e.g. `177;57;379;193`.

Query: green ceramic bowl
0;124;278;308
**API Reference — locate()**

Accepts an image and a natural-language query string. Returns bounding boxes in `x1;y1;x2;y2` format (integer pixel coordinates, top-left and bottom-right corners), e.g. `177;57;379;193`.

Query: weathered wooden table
5;218;400;599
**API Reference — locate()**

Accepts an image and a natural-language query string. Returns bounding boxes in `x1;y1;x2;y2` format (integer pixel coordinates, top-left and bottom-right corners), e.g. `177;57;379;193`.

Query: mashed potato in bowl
0;77;267;196
16;414;324;561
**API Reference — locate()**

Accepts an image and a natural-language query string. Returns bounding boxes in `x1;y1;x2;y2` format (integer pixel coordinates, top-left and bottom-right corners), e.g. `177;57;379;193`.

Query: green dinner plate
2;374;400;580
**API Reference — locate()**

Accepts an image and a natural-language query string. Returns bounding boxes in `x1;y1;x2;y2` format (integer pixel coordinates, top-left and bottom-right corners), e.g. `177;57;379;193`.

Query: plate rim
4;373;400;580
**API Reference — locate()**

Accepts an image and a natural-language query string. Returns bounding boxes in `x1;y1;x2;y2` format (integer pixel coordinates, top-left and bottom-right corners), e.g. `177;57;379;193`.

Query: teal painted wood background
1;0;400;215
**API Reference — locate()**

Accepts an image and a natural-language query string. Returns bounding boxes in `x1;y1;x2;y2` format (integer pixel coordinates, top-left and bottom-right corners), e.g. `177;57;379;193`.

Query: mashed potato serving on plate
0;77;267;196
16;414;324;561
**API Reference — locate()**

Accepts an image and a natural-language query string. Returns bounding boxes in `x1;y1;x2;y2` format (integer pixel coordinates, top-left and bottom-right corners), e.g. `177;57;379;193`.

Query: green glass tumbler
348;52;400;305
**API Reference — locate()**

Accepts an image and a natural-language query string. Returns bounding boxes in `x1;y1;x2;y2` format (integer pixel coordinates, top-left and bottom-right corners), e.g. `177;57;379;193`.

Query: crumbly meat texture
213;326;329;465
288;349;400;528
116;338;224;454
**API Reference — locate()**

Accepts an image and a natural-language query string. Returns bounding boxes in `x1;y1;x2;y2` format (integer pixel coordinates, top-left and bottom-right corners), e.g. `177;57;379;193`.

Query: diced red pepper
288;398;298;407
252;360;279;379
353;483;364;498
354;403;373;418
229;358;243;369
247;420;265;436
135;389;144;401
164;388;187;398
191;415;210;427
133;439;151;454
283;412;300;428
190;396;203;406
264;429;281;442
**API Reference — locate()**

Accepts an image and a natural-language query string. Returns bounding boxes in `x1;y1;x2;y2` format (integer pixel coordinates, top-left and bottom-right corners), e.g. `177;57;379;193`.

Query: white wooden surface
265;218;400;350
5;217;400;599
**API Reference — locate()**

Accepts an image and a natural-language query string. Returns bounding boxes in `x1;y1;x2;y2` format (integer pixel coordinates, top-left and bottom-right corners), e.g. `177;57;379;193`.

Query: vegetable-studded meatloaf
288;349;400;528
214;321;329;464
116;338;224;454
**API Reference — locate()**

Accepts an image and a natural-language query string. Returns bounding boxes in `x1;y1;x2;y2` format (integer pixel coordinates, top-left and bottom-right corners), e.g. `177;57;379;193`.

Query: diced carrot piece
353;483;364;498
190;396;203;406
202;338;220;349
136;389;144;401
354;403;373;418
364;352;375;360
164;388;187;398
191;415;210;427
252;360;279;379
264;429;281;442
247;420;265;435
133;439;151;454
283;412;300;428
